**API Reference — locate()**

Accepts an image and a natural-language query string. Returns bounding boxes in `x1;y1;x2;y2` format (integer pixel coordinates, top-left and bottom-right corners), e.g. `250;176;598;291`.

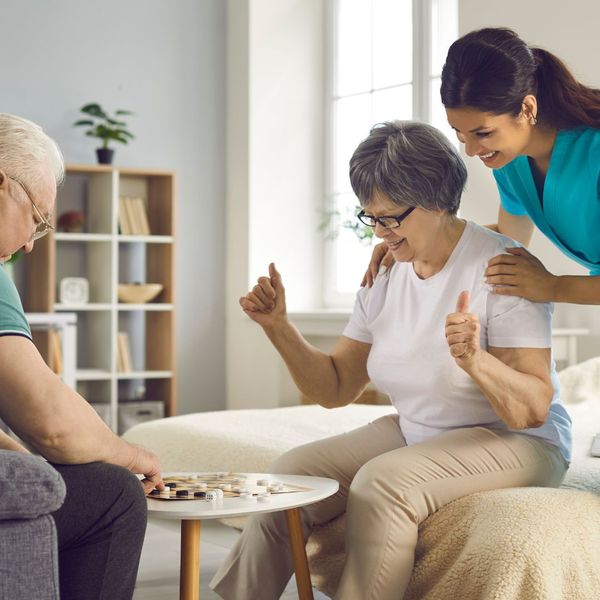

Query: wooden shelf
19;164;177;430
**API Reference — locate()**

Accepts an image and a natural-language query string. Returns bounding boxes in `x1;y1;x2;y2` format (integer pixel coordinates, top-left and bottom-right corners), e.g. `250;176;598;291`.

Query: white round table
147;473;339;600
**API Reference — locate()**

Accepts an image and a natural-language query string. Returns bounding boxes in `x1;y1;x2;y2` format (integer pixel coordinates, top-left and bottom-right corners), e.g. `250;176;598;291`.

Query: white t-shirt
343;221;572;462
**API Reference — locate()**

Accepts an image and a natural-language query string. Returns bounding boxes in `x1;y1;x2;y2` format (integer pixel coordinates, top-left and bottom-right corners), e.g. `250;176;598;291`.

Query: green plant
319;206;374;244
73;103;134;149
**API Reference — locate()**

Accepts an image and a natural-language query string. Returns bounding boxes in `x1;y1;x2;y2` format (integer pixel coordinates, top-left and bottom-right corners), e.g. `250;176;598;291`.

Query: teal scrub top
493;127;600;275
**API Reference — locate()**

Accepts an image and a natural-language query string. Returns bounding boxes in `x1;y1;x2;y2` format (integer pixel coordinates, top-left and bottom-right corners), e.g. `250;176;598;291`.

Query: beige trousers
210;415;567;600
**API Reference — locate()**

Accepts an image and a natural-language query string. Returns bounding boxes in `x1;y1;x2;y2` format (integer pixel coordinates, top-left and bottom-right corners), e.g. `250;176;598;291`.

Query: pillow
0;451;66;520
558;356;600;405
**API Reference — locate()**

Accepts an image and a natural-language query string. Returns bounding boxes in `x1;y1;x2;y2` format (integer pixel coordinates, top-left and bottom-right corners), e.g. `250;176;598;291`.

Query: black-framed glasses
357;206;415;229
9;176;54;241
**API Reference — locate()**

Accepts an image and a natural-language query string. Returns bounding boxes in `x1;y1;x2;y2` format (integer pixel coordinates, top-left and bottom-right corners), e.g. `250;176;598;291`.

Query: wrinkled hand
126;444;164;494
445;291;481;369
361;242;395;288
239;263;287;328
485;247;558;302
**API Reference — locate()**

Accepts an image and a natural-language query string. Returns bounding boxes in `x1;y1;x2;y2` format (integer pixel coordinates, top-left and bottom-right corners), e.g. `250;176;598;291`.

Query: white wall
458;0;600;360
226;0;325;408
0;0;226;414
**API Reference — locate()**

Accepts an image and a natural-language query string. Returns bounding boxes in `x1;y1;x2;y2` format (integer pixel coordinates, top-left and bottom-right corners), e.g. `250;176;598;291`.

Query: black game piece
194;491;206;498
176;490;189;497
149;489;160;496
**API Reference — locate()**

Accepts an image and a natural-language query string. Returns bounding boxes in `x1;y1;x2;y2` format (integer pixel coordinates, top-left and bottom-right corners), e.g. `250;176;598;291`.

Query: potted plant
73;103;134;165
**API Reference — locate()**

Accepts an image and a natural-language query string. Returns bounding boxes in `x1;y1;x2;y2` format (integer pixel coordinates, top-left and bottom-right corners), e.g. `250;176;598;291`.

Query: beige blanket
125;358;600;599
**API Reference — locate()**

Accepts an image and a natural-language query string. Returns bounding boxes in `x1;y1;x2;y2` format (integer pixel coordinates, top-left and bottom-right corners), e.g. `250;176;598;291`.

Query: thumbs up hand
239;262;288;328
445;290;481;367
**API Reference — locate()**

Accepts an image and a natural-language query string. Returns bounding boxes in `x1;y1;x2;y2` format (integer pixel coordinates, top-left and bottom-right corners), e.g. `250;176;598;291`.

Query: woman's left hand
485;247;558;302
445;291;481;369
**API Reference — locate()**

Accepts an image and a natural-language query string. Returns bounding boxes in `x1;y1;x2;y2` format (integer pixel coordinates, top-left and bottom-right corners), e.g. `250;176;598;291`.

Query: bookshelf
19;164;176;431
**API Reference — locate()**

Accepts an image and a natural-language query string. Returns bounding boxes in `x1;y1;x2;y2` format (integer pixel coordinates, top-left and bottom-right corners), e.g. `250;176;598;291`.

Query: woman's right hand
361;242;395;287
239;262;287;328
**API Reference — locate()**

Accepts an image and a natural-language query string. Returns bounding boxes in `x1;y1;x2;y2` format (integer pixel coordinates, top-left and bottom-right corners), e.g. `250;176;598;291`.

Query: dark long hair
440;28;600;129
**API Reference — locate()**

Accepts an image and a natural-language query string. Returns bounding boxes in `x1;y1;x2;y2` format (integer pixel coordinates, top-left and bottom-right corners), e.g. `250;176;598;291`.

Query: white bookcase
20;165;176;431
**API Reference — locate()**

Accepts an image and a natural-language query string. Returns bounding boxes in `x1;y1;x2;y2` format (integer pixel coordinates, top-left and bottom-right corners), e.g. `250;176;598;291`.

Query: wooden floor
134;517;331;599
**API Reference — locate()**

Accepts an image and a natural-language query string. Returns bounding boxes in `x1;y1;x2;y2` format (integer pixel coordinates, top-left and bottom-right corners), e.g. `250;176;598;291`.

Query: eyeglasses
357;206;416;229
9;176;54;241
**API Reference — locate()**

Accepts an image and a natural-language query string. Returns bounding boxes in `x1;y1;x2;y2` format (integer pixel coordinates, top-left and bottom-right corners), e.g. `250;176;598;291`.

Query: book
123;196;140;235
49;330;62;375
132;197;151;235
118;196;132;235
117;331;134;372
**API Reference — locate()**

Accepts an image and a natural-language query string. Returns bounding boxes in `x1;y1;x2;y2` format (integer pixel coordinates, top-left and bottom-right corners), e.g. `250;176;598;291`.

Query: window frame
323;0;453;308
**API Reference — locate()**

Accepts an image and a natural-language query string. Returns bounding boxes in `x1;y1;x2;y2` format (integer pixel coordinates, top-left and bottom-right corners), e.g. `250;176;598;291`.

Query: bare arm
0;336;164;492
463;347;553;429
486;206;535;246
241;263;371;408
446;292;553;429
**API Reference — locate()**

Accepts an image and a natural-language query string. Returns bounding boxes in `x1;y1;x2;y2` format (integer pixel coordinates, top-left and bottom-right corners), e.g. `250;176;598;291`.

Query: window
324;0;458;306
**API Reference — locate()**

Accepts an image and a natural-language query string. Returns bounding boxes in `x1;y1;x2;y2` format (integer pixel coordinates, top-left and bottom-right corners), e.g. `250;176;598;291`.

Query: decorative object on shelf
59;277;89;305
73;102;134;165
117;283;163;304
57;210;85;233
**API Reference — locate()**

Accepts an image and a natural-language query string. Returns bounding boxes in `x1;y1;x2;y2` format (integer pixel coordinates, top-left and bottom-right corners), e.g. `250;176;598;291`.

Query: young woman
364;28;600;306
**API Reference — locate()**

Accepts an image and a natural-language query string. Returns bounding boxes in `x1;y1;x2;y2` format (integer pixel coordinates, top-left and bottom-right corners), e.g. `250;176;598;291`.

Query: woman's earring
530;114;538;126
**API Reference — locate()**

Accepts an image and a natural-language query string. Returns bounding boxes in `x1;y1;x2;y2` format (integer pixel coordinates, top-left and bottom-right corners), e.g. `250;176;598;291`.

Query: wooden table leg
285;508;314;600
180;519;201;600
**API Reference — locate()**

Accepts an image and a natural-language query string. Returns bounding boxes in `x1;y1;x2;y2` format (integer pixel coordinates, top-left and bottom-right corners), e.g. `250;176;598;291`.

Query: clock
59;277;89;305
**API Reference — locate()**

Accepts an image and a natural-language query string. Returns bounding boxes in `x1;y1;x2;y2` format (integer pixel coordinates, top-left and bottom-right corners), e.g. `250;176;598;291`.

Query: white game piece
196;482;207;490
215;489;224;499
220;483;232;491
205;491;218;501
239;491;252;499
257;492;271;502
268;484;284;493
257;478;270;486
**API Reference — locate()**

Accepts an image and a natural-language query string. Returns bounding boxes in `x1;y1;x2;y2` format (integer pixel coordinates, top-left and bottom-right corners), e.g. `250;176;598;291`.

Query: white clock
59;277;89;305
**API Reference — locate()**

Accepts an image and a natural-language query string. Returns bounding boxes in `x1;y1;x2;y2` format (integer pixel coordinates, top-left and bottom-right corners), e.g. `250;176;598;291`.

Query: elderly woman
211;121;571;600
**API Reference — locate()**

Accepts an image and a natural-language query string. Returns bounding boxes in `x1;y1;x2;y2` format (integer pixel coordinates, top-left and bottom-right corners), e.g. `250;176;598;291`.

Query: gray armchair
0;450;66;600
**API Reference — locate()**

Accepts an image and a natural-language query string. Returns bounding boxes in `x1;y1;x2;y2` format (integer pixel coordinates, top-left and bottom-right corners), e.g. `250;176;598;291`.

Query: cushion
0;451;66;519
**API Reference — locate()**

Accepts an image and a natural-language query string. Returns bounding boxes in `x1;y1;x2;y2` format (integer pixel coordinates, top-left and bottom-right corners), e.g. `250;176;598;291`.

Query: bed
124;358;600;599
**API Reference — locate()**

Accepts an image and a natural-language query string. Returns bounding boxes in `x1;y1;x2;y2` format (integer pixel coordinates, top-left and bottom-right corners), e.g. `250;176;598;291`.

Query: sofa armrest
0;450;65;520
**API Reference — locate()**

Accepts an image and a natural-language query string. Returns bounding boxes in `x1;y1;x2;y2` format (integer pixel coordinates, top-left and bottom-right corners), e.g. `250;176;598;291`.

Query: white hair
0;113;65;196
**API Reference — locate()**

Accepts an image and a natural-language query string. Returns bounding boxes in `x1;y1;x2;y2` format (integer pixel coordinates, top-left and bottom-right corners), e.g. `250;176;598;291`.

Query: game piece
147;473;311;501
257;478;269;486
257;492;271;502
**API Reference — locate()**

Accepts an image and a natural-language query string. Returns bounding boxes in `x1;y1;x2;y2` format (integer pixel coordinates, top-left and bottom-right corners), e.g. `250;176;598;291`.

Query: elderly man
0;113;164;600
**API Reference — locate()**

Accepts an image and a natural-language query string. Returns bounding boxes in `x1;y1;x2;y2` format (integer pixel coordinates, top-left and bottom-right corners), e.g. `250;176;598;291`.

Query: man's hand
125;444;164;494
485;247;558;302
361;243;395;288
445;291;481;370
239;263;288;329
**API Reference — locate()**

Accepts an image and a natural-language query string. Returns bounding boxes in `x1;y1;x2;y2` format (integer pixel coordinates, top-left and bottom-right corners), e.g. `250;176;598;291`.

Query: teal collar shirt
493;127;600;275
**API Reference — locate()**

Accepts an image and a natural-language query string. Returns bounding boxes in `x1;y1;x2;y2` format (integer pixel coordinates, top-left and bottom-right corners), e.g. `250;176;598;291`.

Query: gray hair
0;114;65;196
349;121;467;214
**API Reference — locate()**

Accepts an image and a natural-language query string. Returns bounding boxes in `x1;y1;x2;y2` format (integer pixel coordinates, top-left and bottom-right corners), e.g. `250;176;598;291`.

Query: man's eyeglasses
357;206;415;229
9;176;54;241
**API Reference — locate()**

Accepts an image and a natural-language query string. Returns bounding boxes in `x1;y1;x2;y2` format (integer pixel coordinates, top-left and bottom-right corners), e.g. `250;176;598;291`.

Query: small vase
96;148;115;165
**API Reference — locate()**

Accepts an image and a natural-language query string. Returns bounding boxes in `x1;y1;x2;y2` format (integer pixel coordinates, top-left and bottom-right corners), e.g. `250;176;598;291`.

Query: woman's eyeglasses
357;206;415;229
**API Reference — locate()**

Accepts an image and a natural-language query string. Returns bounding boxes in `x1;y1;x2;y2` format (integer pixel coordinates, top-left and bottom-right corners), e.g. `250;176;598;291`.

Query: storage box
118;401;164;435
